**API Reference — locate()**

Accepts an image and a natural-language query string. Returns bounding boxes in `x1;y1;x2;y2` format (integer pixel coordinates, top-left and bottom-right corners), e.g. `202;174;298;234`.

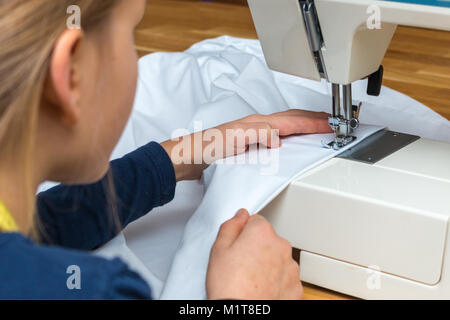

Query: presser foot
324;111;360;150
322;135;357;150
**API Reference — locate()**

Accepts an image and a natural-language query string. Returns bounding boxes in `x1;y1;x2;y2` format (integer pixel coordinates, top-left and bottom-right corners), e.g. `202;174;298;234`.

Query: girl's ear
44;29;84;126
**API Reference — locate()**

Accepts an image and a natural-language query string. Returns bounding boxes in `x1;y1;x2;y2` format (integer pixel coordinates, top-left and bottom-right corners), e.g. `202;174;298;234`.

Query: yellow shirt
0;200;19;232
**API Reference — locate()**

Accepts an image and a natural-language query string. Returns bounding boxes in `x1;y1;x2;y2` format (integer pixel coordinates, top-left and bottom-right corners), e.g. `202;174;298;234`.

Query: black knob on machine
367;65;384;96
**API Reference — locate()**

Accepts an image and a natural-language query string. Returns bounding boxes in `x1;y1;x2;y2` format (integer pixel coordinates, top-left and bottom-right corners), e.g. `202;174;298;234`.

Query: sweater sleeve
0;233;153;300
36;142;176;250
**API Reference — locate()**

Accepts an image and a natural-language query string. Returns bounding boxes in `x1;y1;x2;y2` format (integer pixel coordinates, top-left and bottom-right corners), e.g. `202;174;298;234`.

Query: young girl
0;0;332;299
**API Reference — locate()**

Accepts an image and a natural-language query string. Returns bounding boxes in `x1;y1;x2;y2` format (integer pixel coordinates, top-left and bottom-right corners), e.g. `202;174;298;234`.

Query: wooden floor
134;0;450;300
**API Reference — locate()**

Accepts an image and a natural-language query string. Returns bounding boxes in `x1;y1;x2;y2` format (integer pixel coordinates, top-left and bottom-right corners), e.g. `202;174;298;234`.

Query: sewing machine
248;0;450;299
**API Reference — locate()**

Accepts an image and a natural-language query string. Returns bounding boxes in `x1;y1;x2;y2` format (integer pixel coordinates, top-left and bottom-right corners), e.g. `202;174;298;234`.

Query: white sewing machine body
260;137;450;299
248;0;450;298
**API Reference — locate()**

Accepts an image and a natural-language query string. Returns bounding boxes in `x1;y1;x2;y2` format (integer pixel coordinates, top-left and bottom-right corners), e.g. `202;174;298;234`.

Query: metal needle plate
337;130;420;164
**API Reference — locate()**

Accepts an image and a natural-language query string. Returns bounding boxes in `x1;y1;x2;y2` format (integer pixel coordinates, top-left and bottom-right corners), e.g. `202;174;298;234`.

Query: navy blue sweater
0;142;176;299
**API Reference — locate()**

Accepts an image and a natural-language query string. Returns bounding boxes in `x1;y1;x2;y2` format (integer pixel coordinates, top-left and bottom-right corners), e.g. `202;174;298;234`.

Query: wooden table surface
136;0;450;120
134;0;450;300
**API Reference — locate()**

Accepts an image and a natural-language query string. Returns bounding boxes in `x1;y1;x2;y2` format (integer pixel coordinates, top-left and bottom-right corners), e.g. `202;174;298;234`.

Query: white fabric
161;126;385;299
93;232;165;297
40;36;450;299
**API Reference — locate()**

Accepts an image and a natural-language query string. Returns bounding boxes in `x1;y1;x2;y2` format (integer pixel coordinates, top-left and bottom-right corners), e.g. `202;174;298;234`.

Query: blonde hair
0;0;118;235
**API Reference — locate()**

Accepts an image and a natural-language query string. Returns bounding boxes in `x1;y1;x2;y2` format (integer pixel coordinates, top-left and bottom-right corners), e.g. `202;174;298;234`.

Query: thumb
215;209;250;248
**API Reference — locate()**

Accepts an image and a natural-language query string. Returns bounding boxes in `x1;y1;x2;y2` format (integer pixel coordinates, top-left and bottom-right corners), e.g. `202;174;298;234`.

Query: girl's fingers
262;116;332;136
245;122;281;148
220;110;333;157
215;209;250;249
242;110;332;136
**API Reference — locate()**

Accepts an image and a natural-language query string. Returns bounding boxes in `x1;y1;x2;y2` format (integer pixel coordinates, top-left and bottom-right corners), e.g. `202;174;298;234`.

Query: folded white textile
40;36;449;299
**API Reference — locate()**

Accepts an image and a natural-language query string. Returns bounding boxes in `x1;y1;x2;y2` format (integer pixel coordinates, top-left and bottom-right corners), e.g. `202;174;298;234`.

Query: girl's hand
161;110;332;181
206;209;303;300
